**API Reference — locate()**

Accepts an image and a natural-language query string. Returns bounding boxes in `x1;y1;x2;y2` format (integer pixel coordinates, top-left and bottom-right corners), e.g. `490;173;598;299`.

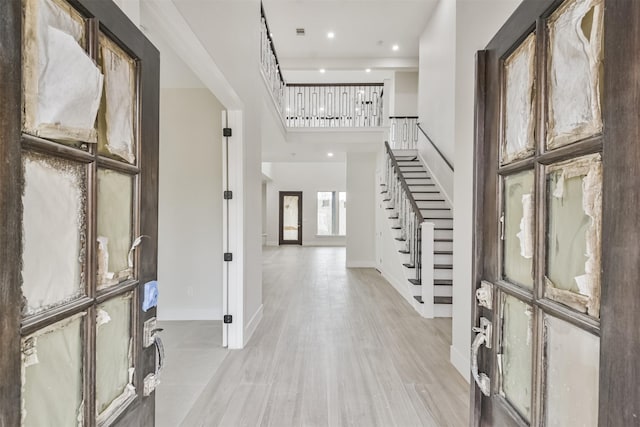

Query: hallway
180;246;469;426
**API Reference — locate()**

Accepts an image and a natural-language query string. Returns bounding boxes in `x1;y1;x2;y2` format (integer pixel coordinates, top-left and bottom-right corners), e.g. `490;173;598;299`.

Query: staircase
381;142;453;318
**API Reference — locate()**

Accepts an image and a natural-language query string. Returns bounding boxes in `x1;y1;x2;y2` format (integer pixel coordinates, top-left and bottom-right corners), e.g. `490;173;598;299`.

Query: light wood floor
181;246;469;427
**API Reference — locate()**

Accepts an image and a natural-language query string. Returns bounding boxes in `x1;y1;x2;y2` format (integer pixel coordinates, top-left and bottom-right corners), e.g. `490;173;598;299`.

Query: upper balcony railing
285;84;384;128
260;4;384;129
260;5;286;114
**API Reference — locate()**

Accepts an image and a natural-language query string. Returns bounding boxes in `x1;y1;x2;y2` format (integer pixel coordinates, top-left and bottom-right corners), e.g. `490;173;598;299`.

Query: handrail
416;122;454;172
384;141;423;222
260;3;285;87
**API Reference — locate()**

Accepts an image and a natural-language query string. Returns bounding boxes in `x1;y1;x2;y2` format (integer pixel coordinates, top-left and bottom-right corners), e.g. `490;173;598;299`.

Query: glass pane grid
493;3;605;422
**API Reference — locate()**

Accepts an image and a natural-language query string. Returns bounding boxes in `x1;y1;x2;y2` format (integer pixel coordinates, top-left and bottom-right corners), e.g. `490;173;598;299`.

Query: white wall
417;0;457;201
158;88;224;321
346;152;377;268
450;0;522;381
393;71;419;117
264;162;347;247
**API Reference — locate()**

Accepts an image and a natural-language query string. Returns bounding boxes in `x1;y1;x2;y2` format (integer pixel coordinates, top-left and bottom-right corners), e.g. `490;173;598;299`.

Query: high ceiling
262;0;439;72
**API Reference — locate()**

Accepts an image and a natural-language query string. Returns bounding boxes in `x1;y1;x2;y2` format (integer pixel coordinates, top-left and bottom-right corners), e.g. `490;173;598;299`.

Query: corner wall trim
244;304;264;347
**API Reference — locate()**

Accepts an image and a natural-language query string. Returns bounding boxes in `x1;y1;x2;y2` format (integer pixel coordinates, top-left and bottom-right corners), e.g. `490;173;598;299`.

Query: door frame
472;0;640;425
278;191;303;245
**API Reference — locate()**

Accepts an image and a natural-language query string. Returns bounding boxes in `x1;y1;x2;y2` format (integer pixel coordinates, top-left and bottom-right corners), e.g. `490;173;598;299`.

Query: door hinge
224;190;233;200
223;314;233;324
223;127;232;137
224;252;233;262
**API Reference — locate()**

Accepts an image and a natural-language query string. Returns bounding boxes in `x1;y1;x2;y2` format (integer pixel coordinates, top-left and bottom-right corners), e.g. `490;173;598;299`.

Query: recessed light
392;44;399;51
319;68;326;73
365;68;371;73
327;152;334;157
327;32;335;39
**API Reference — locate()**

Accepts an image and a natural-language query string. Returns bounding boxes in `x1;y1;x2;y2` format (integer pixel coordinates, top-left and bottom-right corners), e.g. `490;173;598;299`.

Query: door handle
472;317;492;397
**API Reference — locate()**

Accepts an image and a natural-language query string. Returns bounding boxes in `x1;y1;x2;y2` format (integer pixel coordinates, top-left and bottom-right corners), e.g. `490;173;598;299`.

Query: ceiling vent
296;28;305;36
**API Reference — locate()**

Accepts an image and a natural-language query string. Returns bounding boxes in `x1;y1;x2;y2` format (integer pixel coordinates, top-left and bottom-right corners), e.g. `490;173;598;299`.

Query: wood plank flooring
180;246;469;427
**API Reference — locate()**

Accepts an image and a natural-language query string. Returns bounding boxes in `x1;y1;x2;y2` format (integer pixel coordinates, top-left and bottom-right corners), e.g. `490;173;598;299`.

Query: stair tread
435;250;453;255
403;263;415;269
435;238;453;242
413;295;424;304
391;226;402;230
395;237;406;242
434;296;453;305
415;199;446;202
435;264;453;270
419;207;451;210
408;279;421;286
389;216;399;219
435;227;453;231
434;279;453;286
398;250;410;254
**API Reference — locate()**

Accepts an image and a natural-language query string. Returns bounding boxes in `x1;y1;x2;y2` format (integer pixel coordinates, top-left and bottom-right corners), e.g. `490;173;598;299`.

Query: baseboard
267;241;278;247
157;308;222;321
303;242;346;247
450;344;471;383
346;260;377;268
244;304;264;346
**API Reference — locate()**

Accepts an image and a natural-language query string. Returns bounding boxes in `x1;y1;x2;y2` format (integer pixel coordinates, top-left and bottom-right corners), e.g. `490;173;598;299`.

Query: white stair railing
389;116;419;149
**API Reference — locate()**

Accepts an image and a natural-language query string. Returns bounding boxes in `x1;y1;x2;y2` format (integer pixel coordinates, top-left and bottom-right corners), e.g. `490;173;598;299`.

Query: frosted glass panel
545;315;599;426
283;195;300;240
338;191;347;236
503;171;534;288
22;152;86;315
22;314;84;427
503;34;536;164
98;34;137;164
547;0;604;148
22;0;103;144
546;154;602;317
500;295;533;421
96;294;134;417
97;169;133;288
317;192;332;236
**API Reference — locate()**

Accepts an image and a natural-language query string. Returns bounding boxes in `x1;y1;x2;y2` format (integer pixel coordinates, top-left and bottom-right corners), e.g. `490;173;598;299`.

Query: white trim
223;110;246;350
302;242;345;247
244;304;264;347
140;0;242;109
346;261;377;268
450;344;471;383
157;308;223;321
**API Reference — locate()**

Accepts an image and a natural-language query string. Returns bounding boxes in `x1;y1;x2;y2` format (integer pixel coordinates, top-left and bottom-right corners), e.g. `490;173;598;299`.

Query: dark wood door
472;0;640;425
0;0;159;425
279;191;303;245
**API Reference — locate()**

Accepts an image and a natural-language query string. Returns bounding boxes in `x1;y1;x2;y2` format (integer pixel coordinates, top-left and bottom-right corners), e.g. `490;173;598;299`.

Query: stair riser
434;286;453;297
434;229;453;240
420;211;452;219
435;269;453;280
435;241;453;252
416;201;449;208
427;218;453;228
408;185;437;192
434;254;453;265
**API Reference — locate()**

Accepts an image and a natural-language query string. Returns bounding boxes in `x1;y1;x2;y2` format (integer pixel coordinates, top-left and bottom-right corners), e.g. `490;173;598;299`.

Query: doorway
279;191;303;245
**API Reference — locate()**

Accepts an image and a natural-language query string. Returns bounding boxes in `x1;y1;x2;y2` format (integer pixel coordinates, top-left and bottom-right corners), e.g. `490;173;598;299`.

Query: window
317;191;346;236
